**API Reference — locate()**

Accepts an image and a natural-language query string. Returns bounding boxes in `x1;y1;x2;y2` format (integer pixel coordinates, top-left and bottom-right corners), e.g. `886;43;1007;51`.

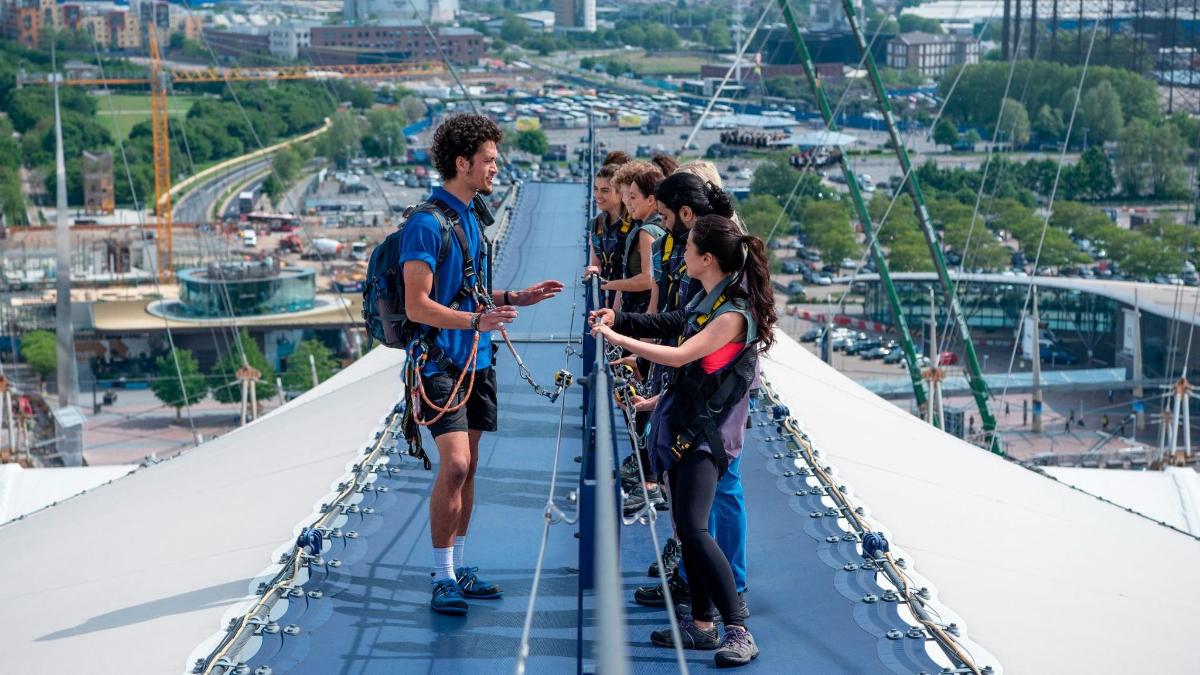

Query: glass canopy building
177;261;315;318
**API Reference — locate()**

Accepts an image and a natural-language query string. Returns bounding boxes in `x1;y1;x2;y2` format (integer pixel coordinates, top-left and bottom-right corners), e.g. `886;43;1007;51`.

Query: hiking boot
647;537;681;578
650;615;719;650
623;483;667;516
620;453;640;481
455;566;503;599
430;576;468;615
634;570;689;607
714;625;759;667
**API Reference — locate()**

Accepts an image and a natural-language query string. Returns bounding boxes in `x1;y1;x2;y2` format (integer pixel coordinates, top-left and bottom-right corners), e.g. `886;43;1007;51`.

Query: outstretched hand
513;280;564;306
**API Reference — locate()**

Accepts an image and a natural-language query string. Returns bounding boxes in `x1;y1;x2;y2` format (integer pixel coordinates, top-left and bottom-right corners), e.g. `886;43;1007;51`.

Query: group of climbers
585;151;777;668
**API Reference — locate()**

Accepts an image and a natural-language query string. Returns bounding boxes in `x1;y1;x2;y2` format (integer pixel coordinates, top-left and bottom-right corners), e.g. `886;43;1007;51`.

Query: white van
242;229;257;248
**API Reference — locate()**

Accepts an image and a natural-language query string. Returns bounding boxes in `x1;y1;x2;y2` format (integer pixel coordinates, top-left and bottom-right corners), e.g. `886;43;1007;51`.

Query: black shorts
422;366;498;438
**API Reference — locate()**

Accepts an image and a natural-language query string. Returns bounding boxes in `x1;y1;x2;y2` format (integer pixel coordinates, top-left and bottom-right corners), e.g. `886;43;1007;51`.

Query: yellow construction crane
26;28;442;280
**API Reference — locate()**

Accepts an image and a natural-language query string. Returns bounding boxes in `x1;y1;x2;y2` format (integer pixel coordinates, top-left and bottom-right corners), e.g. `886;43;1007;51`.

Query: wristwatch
503;290;512;305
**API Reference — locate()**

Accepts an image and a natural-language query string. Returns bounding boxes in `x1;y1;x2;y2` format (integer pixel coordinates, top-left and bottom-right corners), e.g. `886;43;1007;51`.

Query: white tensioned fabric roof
0;346;406;674
762;334;1199;673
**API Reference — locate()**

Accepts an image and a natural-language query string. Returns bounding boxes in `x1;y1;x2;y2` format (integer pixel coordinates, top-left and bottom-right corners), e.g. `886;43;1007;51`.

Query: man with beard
400;114;562;615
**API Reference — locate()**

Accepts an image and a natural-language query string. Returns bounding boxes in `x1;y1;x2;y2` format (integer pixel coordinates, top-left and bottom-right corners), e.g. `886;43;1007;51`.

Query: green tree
516;128;549;157
272;146;301;184
706;19;733;51
996;98;1031;147
210;329;278;405
1121;235;1186;278
803;200;858;265
263;174;285;207
282;339;337;392
345;84;375;111
501;15;532;43
962;128;982;145
1116;118;1188;199
317;110;363;167
19;330;56;383
1033;104;1065;142
168;31;186;51
1078;80;1123;145
933;117;959;148
887;229;935;272
362;107;407;160
151;349;208;420
736;194;786;241
1071;146;1115;200
898;14;944;33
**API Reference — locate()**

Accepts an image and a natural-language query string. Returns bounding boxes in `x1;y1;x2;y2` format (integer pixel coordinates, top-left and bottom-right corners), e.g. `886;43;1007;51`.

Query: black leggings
668;451;743;627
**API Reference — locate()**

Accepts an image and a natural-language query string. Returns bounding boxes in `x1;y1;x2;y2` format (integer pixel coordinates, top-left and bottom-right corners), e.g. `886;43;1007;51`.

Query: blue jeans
676;454;747;593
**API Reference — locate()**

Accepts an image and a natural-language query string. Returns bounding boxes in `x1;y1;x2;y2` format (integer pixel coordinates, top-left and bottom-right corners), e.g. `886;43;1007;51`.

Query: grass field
93;93;201;141
618;53;706;76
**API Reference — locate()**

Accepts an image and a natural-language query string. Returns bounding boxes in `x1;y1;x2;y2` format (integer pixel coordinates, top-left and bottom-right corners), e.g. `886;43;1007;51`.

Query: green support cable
774;0;928;411
835;0;1001;453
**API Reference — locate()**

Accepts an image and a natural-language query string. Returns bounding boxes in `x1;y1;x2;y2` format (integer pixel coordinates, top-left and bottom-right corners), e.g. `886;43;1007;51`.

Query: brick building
886;32;980;78
307;22;482;66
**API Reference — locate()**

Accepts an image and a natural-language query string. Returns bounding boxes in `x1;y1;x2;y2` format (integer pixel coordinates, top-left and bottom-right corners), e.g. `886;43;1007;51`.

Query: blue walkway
249;182;942;674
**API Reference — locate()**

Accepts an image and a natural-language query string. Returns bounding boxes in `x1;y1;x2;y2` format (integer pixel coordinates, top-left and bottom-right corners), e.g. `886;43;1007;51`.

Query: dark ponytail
705;182;734;219
656;173;735;222
690;216;777;352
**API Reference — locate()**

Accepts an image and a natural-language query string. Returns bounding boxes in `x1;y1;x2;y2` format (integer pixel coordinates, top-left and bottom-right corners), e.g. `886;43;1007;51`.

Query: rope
514;301;578;674
406;329;480;427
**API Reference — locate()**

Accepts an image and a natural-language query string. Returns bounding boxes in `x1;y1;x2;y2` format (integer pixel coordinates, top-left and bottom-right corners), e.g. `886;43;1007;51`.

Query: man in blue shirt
400;114;562;616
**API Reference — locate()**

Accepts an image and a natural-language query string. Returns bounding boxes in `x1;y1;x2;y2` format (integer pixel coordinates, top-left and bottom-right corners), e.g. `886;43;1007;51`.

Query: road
173;158;270;223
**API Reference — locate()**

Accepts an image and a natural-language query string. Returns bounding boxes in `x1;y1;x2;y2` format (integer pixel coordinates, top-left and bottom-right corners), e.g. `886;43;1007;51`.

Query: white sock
433;546;455;582
454;536;467;569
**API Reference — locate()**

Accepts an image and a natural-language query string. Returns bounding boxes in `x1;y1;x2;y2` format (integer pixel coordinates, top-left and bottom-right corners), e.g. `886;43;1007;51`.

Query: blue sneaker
456;566;503;599
430;576;468;615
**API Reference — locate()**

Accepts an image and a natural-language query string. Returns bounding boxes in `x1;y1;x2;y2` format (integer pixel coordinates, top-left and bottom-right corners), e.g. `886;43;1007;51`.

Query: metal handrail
586;274;630;675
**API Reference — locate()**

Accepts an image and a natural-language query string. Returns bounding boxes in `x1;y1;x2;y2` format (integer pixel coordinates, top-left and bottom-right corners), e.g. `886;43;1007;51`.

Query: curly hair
430;114;503;181
610;160;657;188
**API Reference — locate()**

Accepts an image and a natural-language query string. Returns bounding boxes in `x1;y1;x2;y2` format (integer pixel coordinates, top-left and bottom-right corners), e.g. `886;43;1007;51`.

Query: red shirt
701;342;744;374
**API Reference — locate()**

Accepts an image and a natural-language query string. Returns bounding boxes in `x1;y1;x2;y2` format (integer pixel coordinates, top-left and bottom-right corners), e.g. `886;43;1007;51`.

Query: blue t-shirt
397;188;492;374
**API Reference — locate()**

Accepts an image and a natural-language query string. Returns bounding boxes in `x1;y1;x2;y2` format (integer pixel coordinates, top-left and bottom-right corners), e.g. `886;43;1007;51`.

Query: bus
244;211;299;232
237;190;257;214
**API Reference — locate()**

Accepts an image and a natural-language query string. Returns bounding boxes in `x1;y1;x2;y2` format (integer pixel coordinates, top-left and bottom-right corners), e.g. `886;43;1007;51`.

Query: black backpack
362;195;494;351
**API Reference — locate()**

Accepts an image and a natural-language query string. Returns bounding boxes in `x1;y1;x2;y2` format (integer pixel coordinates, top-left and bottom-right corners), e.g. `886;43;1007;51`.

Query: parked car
861;345;892;360
1040;344;1078;365
938;351;959;366
786;280;807;295
800;326;825;342
781;260;803;274
846;337;881;355
883;348;915;365
812;273;833;286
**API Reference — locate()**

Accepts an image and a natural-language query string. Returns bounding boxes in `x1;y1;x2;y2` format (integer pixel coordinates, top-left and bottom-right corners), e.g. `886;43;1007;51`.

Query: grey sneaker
714;625;759;668
623;483;667;516
650;615;719;650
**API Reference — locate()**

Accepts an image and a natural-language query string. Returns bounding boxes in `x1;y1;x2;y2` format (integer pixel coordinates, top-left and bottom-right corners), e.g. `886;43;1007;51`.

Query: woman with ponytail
589;216;776;668
623;173;750;619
